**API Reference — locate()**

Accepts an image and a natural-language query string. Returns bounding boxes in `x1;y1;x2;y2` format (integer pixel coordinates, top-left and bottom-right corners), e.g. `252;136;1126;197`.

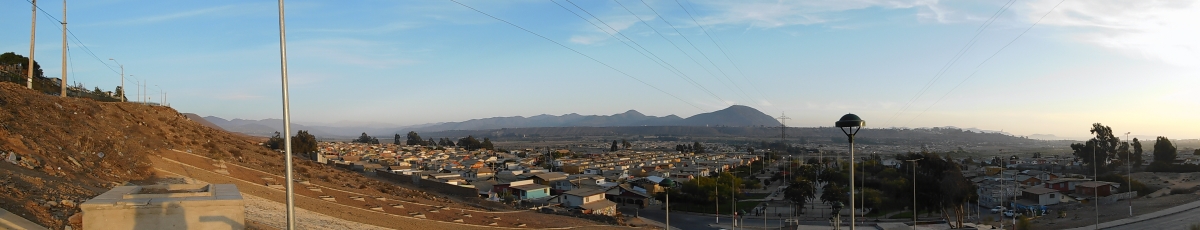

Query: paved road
1095;206;1200;230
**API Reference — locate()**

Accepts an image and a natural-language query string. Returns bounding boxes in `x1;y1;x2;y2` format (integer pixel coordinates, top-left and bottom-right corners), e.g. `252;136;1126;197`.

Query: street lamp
905;158;922;230
660;179;675;230
836;113;864;230
1125;132;1132;217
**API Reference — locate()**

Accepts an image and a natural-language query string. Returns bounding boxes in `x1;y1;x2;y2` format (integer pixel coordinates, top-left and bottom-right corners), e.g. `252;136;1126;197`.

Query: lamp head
835;114;864;128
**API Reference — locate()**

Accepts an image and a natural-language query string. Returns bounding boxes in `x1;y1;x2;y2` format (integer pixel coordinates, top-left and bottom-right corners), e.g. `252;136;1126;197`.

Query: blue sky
2;0;1198;139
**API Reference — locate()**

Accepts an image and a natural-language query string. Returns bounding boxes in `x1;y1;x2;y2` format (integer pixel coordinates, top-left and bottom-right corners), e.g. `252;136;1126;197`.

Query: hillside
387;105;779;133
0;82;615;229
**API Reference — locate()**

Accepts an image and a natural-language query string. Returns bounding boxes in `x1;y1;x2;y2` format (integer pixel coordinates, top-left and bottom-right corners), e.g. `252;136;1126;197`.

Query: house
606;184;653;208
1043;178;1089;193
530;172;569;186
1076;181;1113;197
1015;175;1042;186
464;168;495;181
559;188;618;216
510;183;551;200
1020;187;1062;206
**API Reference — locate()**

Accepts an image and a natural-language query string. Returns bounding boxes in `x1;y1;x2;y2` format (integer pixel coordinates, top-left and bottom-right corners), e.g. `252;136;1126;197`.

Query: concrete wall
81;184;244;230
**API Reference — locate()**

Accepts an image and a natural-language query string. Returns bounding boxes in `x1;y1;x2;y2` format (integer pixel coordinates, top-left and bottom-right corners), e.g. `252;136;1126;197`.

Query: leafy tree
265;131;285;150
481;138;495;150
405;131;423;146
820;183;847;205
674;144;685;152
427;138;435;146
784;177;816;213
1154;136;1177;163
1132;138;1144;166
353;132;377;144
393;134;401;145
115;86;128;101
692;141;706;153
622;139;631;149
1072;123;1120;172
291;130;318;155
458;136;482;151
611;141;619;152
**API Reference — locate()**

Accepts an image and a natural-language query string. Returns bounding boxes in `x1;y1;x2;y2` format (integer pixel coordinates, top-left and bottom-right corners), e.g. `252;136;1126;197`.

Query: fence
1099;191;1137;205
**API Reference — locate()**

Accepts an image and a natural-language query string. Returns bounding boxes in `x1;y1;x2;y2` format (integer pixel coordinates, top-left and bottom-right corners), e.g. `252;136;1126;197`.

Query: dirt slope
0;82;622;229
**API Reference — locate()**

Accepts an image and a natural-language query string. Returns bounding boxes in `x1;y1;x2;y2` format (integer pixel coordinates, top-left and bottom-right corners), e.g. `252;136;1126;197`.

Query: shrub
1017;216;1032;230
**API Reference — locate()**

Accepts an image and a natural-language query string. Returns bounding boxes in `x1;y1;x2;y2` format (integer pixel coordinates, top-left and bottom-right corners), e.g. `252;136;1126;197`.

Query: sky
2;0;1198;139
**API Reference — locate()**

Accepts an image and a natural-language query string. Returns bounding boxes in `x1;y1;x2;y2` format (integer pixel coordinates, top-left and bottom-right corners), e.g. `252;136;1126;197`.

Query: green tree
114;86;128;101
394;134;401;145
692;141;706;153
458;136;482;151
1072;123;1120;172
405;131;423;146
1154;136;1177;163
1133;138;1144;166
354;132;375;144
784;177;816;213
291;130;318;155
481;138;495;150
265;132;285;150
622;139;631;149
611;141;619;152
821;183;847;205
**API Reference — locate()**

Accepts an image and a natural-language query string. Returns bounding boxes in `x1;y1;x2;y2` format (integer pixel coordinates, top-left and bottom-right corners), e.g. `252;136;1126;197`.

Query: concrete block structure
81;184;244;230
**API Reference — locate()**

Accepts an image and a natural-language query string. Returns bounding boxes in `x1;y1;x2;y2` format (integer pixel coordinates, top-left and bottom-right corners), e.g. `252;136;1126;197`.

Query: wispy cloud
83;3;268;26
1025;0;1200;67
294;22;420;34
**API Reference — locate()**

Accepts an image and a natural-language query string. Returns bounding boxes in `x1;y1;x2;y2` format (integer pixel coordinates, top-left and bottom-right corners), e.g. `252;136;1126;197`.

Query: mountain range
200;105;782;138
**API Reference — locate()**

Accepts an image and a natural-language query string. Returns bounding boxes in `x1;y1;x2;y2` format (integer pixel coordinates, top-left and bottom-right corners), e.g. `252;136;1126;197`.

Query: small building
510;183;551;200
1020;187;1062;206
559;188;618;216
1076;181;1113;197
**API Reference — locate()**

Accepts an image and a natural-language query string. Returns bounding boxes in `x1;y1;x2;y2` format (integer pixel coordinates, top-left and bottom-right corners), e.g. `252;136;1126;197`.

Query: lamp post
660;179;675;230
905;158;922;230
1126;132;1132;217
1093;138;1098;230
276;0;297;228
836;113;864;230
107;58;124;102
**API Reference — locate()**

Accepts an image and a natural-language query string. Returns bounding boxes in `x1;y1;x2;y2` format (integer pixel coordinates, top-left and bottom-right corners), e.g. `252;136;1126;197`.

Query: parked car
1003;210;1015;217
990;206;1005;213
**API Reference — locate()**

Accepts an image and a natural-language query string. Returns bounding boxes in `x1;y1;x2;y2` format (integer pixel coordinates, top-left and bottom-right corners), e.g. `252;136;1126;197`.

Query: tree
611;141;619;152
481;138;495;150
784;177;816;213
692;141;706;153
622;139;631;149
354;132;375;144
820;183;847;205
458;136;482;151
291;130;318;155
675;144;685;152
405;131;423;146
1154;136;1177;163
1072;123;1120;172
1194;149;1200;156
394;134;401;145
265;132;285;150
114;86;128;101
1133;138;1144;166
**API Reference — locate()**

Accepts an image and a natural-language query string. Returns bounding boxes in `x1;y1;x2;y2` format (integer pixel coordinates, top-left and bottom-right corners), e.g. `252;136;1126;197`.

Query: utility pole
60;0;67;97
107;58;124;102
906;158;921;230
1093;138;1099;230
28;0;37;89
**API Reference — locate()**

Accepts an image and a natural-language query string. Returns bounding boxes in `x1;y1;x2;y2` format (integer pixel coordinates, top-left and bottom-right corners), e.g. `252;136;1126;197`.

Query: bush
1017;216;1032;230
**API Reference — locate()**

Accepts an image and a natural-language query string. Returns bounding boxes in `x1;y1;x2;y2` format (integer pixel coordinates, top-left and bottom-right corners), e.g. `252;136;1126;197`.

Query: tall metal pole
1126;132;1132;217
906;159;920;230
1093;139;1098;230
716;181;719;224
849;138;856;230
277;0;297;228
60;0;67;97
28;0;37;89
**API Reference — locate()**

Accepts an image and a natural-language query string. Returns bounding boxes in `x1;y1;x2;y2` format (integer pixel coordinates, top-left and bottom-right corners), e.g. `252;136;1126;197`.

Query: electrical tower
776;113;790;166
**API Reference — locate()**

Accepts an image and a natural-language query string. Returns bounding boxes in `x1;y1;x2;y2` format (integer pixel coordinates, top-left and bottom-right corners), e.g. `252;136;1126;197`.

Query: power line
554;0;727;105
674;0;772;107
448;0;707;112
903;0;1067;127
613;0;737;107
21;0;122;75
883;0;1017;127
636;0;756;105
